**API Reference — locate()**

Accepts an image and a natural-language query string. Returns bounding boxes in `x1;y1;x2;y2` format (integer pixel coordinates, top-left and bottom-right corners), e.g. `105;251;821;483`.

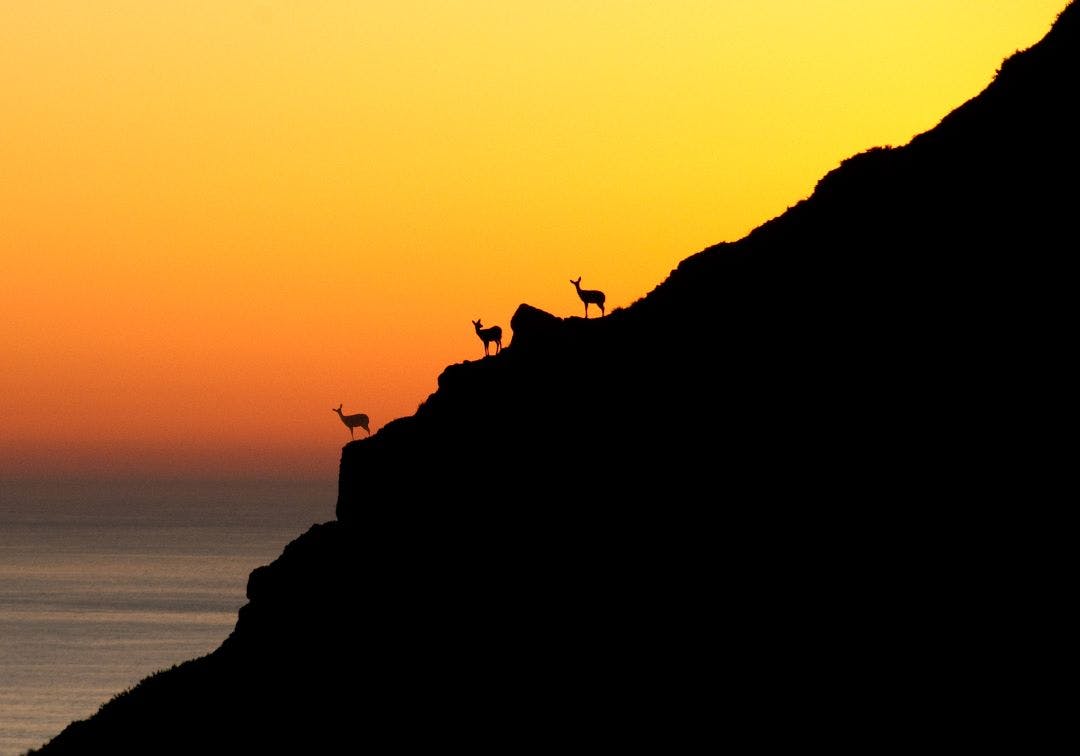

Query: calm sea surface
0;477;336;756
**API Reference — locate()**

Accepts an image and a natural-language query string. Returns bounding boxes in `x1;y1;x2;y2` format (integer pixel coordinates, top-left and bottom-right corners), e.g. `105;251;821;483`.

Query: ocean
0;477;337;756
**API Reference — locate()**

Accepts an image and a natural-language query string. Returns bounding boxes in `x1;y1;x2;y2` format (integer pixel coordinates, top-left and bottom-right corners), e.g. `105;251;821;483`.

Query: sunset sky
1;1;1067;481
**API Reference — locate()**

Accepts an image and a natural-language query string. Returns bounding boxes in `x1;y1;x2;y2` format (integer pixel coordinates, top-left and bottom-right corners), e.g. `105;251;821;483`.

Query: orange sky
0;1;1067;481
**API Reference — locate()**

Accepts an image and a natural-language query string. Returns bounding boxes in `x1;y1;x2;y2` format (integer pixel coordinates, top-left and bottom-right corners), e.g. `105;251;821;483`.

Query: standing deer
472;319;502;356
571;276;606;318
332;404;370;439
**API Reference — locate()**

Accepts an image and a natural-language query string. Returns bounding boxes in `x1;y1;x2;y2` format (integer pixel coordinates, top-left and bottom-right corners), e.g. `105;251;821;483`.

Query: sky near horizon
1;1;1067;481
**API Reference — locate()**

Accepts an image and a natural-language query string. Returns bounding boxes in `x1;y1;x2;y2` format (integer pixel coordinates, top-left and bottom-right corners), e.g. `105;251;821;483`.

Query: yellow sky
0;1;1067;480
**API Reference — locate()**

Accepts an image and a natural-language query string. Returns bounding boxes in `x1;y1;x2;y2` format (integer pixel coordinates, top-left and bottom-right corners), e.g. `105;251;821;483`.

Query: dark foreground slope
34;4;1078;753
339;0;1076;509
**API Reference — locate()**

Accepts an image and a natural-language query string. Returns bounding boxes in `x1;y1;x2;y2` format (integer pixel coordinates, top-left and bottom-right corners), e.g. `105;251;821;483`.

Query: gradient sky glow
1;1;1067;480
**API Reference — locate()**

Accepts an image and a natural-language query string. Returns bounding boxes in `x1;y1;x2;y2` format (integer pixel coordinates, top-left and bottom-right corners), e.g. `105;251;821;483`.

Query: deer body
333;404;370;439
571;277;605;318
473;319;502;356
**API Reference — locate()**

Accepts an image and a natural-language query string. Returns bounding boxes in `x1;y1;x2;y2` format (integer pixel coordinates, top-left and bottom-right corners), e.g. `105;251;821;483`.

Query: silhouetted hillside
32;3;1078;753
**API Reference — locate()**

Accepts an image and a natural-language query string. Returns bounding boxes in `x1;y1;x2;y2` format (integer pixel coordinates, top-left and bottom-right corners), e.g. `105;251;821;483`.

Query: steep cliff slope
34;3;1078;752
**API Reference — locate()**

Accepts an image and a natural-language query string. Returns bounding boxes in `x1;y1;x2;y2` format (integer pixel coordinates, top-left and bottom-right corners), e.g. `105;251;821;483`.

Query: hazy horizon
1;476;337;756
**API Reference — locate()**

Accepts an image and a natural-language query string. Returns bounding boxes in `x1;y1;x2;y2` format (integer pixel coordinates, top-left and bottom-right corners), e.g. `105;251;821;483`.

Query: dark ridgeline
32;3;1078;753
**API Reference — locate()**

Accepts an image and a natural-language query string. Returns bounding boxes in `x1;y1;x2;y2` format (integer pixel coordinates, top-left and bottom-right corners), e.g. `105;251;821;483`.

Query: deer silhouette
332;404;370;439
473;319;502;356
571;276;606;318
